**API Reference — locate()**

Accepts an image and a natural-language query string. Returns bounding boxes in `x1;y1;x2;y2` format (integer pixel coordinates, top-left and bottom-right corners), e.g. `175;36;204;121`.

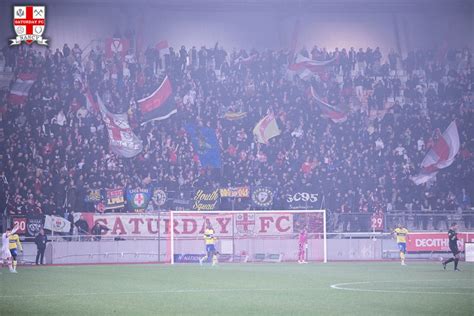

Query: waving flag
9;73;36;105
105;37;130;59
223;111;247;121
138;76;176;125
84;88;99;113
411;121;460;185
310;87;347;123
288;54;336;80
186;125;221;168
253;113;281;144
235;54;258;65
156;40;169;51
44;215;71;233
97;95;143;158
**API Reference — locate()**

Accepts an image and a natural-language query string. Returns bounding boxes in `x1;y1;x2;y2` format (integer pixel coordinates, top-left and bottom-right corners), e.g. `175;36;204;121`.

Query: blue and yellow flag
186;125;221;168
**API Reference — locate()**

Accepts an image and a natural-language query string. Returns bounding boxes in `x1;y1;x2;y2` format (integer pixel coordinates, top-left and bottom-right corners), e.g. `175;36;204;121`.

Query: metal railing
329;209;474;233
385;209;474;231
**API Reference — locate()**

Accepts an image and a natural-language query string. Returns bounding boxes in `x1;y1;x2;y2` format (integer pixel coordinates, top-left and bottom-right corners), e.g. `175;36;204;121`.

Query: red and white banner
370;212;384;231
82;213;319;237
12;217;27;235
411;121;460;185
253;113;281;144
9;73;37;105
406;232;474;252
310;87;347;123
97;95;143;158
288;54;336;80
105;37;130;59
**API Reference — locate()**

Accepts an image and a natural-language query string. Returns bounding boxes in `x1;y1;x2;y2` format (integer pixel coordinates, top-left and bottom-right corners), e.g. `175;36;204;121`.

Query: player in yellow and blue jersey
9;231;23;273
393;223;409;266
199;223;218;266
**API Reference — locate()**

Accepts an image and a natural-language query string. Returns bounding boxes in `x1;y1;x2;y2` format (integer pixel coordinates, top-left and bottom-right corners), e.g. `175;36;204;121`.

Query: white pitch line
0;288;321;299
330;279;474;296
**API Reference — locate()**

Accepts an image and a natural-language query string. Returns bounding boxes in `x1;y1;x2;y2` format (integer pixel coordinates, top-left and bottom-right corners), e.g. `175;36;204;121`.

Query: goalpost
168;210;327;264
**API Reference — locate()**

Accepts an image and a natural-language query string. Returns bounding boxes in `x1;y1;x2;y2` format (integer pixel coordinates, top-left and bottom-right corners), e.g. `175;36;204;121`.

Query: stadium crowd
0;39;473;231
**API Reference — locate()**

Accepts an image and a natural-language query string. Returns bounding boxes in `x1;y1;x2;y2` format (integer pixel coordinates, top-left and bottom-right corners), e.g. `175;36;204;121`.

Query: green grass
0;262;473;316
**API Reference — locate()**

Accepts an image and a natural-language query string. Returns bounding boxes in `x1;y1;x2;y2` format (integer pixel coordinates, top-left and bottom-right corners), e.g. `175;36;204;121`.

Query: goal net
168;210;327;264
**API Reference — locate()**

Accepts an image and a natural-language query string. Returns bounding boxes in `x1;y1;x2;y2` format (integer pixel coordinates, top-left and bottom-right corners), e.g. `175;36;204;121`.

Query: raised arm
7;223;19;237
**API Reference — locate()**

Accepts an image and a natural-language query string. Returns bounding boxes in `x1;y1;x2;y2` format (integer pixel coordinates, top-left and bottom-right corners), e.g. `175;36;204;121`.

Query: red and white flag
411;121;460;185
310;87;347;123
253;113;281;144
9;73;37;105
97;95;143;158
235;54;258;65
155;40;169;51
84;88;99;113
288;54;336;80
105;37;130;59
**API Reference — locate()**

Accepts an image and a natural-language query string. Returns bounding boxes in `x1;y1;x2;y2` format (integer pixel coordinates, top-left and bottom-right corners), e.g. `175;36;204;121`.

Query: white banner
88;212;322;237
44;215;71;233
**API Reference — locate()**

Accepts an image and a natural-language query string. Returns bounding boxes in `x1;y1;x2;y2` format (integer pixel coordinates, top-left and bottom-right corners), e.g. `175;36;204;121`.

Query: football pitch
0;262;472;316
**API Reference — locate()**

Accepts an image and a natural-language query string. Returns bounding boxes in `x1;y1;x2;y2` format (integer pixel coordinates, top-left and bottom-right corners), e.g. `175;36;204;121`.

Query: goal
168;210;327;264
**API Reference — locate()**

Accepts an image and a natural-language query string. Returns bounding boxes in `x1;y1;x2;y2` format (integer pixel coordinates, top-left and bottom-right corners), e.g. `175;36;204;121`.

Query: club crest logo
252;187;273;207
235;213;256;235
11;5;48;46
133;193;146;208
27;217;43;236
153;189;167;206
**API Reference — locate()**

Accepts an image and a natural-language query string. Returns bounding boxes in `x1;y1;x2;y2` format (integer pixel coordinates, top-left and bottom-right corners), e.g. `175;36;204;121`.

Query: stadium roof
3;0;471;13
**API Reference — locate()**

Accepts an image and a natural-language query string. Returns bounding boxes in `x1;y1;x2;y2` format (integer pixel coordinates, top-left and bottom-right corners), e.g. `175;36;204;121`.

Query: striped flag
411;121;460;185
138;76;176;125
223;111;247;121
84;88;99;113
9;73;37;105
310;87;348;123
288;54;336;81
253;113;281;144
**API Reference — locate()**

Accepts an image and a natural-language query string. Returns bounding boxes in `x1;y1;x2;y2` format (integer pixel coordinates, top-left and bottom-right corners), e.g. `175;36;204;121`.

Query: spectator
91;222;109;241
75;215;89;236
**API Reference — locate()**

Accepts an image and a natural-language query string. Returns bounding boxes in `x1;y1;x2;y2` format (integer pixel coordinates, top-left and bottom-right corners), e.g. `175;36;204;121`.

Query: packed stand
0;40;473;232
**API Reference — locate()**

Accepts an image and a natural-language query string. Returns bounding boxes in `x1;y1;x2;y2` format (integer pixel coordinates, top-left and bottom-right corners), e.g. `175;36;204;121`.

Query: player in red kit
298;228;308;264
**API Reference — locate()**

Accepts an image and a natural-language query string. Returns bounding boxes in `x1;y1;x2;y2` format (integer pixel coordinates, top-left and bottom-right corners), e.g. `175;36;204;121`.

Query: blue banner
126;188;151;210
186;125;221;168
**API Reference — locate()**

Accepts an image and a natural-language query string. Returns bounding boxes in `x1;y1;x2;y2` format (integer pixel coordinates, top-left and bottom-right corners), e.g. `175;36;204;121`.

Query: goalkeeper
199;223;218;266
